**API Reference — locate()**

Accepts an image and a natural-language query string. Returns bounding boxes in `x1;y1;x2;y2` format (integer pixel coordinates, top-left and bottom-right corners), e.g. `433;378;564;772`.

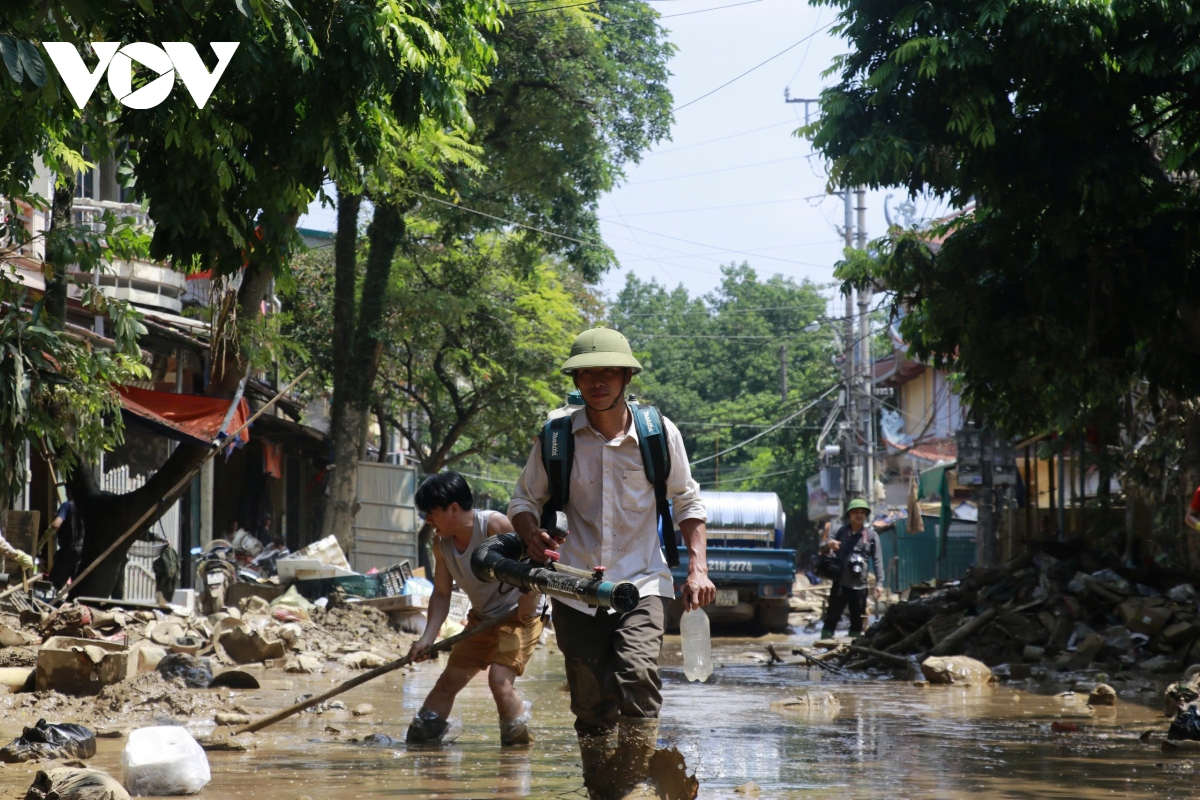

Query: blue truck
667;491;796;633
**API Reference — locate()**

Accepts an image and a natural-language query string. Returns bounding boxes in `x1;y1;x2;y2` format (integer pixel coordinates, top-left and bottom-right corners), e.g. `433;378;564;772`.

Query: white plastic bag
122;726;211;796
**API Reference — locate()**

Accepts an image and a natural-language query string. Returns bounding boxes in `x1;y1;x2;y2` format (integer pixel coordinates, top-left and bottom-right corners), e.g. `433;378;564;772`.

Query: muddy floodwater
0;629;1195;798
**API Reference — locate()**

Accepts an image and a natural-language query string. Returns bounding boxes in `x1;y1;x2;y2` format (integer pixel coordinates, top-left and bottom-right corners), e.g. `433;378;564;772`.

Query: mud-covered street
0;625;1192;799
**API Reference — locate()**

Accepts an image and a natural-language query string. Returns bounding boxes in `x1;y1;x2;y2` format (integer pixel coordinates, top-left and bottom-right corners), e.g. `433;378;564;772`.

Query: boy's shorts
446;610;543;675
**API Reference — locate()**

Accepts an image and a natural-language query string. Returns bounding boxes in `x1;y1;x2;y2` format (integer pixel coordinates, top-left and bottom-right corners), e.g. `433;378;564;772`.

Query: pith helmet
561;328;643;375
847;498;871;513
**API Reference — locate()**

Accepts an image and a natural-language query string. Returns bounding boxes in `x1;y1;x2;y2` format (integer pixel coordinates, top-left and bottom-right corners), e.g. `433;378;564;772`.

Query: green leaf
0;36;23;84
234;0;253;18
134;0;156;14
17;40;46;87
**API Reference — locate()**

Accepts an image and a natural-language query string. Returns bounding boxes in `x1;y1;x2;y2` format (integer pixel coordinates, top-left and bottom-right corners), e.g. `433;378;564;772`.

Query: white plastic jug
680;609;712;682
122;726;211;796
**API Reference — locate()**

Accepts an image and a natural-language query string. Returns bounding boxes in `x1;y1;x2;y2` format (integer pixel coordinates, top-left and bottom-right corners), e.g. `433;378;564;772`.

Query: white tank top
438;510;520;622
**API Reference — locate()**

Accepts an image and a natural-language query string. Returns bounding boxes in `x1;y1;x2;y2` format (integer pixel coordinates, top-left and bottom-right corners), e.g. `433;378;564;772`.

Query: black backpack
539;403;679;567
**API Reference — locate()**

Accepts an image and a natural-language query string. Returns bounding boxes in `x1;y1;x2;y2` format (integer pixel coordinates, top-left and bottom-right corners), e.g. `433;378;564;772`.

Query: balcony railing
72;198;152;232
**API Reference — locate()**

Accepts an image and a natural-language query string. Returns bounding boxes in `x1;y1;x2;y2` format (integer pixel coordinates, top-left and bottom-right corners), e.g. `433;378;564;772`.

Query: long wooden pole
56;368;312;601
230;612;512;736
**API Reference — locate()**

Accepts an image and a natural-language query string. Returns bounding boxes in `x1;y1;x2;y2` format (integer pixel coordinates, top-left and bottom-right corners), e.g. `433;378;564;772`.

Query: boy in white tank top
405;472;543;747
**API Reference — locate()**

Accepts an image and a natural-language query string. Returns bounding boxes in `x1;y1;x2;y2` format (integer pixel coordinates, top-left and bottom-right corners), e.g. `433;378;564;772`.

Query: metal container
699;492;785;547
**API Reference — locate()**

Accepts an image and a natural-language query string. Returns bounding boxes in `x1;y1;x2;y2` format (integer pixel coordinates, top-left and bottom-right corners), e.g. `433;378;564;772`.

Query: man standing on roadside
508;327;715;798
820;498;884;639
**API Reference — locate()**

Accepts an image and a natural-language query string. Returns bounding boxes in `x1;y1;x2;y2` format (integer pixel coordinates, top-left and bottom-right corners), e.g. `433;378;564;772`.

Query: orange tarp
118;386;250;448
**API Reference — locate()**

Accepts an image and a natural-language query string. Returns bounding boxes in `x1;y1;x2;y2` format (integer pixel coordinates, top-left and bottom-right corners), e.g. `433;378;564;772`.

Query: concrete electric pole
842;188;858;507
855;187;872;506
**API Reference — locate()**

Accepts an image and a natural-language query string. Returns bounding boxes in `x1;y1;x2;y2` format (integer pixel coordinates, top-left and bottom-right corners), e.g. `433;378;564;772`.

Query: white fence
103;465;180;601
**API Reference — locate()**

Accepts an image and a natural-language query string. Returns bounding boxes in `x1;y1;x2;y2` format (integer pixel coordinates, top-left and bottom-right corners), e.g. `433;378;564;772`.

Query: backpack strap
631;404;679;568
538;415;575;532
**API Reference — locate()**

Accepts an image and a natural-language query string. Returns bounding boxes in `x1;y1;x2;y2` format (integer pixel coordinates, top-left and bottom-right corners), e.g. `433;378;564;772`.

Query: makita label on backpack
640;408;659;435
550;430;561;458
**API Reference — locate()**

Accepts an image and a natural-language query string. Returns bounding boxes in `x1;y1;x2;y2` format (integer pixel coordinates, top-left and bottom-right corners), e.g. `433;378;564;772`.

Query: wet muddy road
0;629;1193;798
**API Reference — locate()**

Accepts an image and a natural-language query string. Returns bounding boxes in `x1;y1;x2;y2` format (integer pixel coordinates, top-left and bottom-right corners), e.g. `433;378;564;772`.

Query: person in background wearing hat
509;327;714;798
819;498;884;639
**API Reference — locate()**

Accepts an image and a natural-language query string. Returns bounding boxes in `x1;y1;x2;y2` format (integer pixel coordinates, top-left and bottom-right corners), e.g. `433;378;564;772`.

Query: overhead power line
698;466;802;487
414;192;841;276
648;119;798;155
413;192;603;249
626;156;803;185
600;218;833;269
515;0;760;16
661;22;836;120
689;383;839;466
614;195;808;216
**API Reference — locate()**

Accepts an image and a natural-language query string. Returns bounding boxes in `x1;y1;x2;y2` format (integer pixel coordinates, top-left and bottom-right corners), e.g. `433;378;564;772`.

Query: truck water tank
699;492;785;548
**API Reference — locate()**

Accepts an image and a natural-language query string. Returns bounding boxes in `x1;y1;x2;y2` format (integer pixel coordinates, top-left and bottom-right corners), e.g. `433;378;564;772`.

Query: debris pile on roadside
837;550;1200;678
787;574;830;628
0;535;438;732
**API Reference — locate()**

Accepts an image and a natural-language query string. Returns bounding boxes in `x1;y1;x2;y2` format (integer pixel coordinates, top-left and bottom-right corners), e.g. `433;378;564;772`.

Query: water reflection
0;633;1191;799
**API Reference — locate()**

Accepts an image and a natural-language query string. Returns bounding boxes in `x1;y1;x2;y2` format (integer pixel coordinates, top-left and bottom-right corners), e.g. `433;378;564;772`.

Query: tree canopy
607;265;839;547
809;0;1200;436
429;0;675;280
1;0;505;593
288;224;589;474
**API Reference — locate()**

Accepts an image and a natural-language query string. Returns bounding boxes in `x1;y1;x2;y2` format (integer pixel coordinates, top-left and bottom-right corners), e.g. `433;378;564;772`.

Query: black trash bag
0;719;97;763
1168;703;1200;741
24;766;129;800
156;653;213;689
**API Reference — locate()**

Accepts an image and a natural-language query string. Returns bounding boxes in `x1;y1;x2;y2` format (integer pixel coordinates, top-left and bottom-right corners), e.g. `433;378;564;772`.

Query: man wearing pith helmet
820;497;884;640
508;327;715;798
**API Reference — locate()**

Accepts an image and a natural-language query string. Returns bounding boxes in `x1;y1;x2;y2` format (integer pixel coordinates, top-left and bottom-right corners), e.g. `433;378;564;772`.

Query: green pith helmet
561;328;643;375
847;498;871;514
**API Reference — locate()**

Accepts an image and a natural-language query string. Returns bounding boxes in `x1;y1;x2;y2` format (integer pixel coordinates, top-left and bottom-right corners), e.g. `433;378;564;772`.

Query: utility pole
842;188;858;507
783;90;821;126
780;344;788;402
855;187;872;505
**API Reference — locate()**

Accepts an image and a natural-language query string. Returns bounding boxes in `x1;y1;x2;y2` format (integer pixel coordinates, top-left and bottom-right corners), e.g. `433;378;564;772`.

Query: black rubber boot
405;707;449;745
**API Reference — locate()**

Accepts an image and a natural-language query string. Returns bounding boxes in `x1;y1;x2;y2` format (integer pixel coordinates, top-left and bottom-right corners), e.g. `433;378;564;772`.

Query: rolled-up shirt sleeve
507;440;550;523
664;417;706;527
0;521;25;562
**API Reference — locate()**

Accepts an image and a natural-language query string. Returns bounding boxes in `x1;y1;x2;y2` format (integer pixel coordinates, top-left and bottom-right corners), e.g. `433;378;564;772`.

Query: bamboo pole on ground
228;612;512;737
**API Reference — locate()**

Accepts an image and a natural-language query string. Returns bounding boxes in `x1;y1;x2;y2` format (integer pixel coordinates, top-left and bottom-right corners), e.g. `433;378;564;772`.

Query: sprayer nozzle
609;582;640;613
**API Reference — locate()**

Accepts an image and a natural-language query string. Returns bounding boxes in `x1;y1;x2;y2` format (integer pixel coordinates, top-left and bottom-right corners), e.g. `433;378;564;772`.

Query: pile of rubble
0;571;419;737
777;547;1200;751
0;596;415;718
842;549;1200;676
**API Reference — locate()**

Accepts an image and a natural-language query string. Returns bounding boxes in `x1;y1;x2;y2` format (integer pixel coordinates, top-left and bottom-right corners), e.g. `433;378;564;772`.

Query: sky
298;0;948;308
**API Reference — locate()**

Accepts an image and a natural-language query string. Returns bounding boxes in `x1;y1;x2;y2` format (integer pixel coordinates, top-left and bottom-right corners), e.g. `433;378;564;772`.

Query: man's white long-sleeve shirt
508;404;707;616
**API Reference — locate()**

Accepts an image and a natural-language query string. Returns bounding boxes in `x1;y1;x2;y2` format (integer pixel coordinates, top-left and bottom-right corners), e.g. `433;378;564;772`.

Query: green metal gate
878;516;976;593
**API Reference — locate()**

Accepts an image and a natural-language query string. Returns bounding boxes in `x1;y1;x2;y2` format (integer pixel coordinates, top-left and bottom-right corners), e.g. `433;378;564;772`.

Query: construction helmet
561;328;643;375
847;498;871;514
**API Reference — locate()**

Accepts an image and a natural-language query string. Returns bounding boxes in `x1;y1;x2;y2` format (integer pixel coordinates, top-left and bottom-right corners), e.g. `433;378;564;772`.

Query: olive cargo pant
551;596;667;737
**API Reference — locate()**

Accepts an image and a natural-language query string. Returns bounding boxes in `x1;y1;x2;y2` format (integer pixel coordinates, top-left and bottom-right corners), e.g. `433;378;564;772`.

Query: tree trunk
320;189;363;546
68;220;289;598
43;175;75;328
321;194;406;552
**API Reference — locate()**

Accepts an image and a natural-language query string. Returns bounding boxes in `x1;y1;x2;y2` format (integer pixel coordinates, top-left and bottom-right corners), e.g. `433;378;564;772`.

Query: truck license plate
715;589;738;607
